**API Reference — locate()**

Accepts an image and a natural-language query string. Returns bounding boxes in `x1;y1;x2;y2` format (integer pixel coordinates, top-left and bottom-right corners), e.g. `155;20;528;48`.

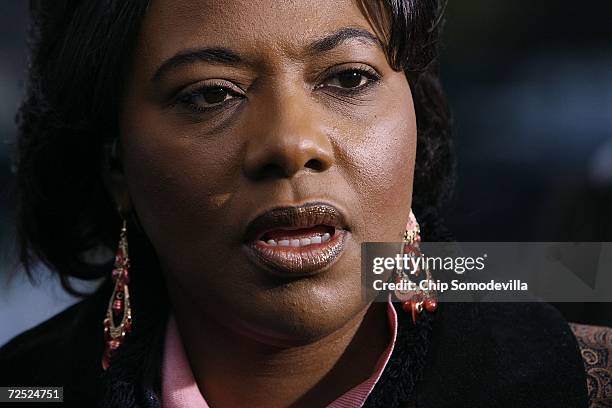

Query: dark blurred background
439;1;612;325
1;1;611;345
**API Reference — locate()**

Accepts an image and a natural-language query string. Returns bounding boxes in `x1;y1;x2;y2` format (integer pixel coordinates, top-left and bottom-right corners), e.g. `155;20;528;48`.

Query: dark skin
111;0;417;406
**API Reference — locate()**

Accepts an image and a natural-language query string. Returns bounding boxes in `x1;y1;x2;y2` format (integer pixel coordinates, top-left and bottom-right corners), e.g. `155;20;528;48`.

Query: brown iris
200;87;228;104
337;71;363;88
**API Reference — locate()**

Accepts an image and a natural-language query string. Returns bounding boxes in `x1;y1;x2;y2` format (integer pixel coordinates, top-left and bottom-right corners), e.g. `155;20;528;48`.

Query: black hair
15;0;453;295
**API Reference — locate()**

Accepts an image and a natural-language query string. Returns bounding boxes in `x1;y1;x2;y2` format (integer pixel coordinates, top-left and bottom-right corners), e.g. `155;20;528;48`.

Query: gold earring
102;219;133;370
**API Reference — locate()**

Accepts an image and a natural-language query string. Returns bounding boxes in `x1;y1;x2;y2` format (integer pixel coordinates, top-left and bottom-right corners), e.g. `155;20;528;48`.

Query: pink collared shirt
161;301;398;408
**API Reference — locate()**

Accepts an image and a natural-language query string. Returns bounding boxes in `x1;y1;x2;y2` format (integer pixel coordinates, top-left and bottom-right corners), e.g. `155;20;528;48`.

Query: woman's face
119;0;416;344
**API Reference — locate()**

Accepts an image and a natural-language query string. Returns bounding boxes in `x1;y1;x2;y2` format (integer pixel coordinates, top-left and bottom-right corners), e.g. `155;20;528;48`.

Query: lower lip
244;229;349;277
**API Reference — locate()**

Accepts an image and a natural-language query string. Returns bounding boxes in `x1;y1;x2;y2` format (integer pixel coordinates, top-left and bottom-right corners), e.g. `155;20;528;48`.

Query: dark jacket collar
1;282;588;407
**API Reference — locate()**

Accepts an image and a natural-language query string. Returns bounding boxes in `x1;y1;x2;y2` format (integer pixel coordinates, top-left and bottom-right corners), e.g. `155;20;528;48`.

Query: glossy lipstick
244;202;350;277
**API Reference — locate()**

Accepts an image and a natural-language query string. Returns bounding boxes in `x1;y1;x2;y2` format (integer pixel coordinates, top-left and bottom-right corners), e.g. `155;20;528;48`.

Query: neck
171;300;390;408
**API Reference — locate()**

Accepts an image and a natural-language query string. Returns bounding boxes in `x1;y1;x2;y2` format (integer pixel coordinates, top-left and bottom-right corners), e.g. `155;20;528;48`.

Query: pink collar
162;301;398;408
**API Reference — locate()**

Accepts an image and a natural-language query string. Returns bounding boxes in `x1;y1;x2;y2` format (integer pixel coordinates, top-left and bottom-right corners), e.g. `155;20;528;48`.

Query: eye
195;87;232;104
175;81;244;113
181;86;236;110
319;66;381;92
330;70;368;88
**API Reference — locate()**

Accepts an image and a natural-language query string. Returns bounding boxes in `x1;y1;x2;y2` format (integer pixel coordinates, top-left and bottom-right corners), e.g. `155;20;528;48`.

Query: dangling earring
394;211;438;324
102;219;133;370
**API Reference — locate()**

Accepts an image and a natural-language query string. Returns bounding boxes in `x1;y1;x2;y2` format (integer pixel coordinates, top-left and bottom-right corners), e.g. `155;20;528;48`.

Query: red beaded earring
394;211;438;324
102;219;133;370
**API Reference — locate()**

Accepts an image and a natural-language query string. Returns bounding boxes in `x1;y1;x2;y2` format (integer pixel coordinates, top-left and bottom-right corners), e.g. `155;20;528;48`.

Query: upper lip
244;202;349;243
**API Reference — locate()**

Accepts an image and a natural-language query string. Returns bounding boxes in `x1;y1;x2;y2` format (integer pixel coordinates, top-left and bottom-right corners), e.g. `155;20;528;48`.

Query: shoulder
1;297;87;361
0;282;110;403
416;302;589;407
569;323;612;407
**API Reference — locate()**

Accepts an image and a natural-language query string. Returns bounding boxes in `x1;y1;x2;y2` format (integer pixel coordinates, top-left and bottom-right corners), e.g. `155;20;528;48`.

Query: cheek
339;85;417;240
119;105;243;251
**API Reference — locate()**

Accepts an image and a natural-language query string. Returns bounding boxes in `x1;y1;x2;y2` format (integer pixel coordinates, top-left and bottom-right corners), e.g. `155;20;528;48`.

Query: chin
225;280;367;347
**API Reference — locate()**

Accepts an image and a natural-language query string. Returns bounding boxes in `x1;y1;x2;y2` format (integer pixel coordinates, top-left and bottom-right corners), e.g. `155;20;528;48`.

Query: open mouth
257;225;336;247
243;203;350;277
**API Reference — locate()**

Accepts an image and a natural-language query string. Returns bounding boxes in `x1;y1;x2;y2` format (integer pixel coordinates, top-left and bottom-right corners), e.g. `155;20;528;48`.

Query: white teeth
263;233;333;247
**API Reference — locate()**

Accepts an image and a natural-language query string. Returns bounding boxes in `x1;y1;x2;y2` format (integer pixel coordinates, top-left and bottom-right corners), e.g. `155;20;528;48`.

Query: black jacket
0;279;589;407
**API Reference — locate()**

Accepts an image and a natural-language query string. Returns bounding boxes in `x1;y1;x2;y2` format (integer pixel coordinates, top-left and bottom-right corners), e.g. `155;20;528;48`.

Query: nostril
257;163;287;179
305;159;324;171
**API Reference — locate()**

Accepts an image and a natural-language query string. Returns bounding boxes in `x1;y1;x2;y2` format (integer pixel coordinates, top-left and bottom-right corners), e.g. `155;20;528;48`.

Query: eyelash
174;80;242;114
173;66;382;114
316;65;382;95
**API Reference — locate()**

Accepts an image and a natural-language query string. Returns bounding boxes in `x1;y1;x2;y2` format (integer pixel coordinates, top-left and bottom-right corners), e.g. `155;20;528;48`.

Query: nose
243;91;334;180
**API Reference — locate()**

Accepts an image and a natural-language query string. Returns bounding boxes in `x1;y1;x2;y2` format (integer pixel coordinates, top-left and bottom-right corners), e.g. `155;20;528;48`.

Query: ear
101;138;132;216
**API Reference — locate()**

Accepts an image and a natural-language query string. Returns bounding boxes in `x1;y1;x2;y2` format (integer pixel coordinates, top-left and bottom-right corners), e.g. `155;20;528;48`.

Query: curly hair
15;0;454;296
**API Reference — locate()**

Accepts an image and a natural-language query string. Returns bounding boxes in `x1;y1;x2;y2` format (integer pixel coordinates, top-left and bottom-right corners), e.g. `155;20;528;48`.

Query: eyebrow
152;48;242;82
306;27;383;55
152;27;383;83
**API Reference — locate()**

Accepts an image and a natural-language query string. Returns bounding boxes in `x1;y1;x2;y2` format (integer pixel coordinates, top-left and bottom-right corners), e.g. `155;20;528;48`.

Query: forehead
139;0;377;64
